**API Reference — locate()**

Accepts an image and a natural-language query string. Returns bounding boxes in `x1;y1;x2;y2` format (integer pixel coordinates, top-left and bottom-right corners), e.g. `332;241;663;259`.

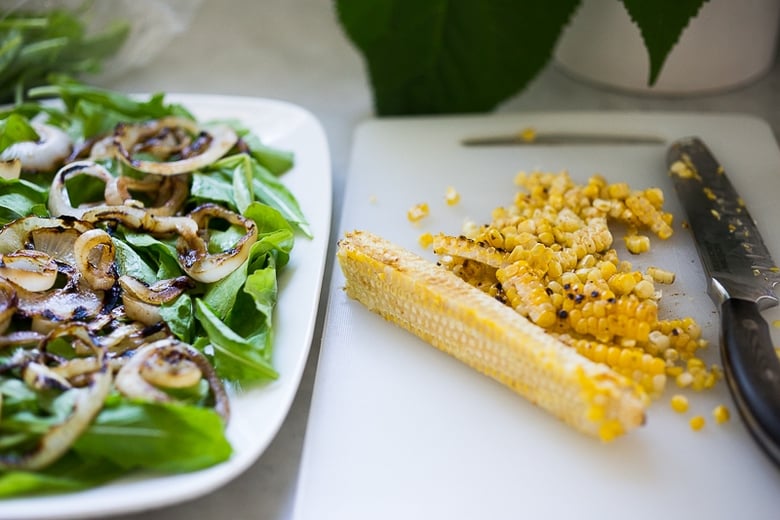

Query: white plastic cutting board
294;112;780;520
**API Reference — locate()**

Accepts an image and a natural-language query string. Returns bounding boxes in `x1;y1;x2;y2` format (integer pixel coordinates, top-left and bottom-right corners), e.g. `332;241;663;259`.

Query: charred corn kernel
670;394;689;413
445;186;460;206
689;415;706;431
419;232;434;248
338;230;648;440
647;266;675;284
624;234;650;254
407;202;430;223
713;404;730;424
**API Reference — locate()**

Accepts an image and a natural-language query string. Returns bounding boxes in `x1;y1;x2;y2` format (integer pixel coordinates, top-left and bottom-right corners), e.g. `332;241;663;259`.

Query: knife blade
668;137;780;464
461;128;666;146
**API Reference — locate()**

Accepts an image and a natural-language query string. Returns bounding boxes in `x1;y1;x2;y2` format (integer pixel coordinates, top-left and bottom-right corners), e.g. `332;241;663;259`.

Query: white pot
554;0;780;94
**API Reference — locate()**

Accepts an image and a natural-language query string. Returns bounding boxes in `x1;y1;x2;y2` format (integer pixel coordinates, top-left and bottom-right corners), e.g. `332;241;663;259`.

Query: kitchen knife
668;137;780;464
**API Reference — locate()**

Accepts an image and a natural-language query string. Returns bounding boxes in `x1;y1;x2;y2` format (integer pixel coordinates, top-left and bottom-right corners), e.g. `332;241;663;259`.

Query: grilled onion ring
113;117;238;176
0;216;93;259
81;204;198;237
0;123;72;173
119;275;192;325
0;278;18;335
0;250;58;292
49;161;113;218
73;229;117;291
115;338;230;422
177;203;258;283
104;174;188;216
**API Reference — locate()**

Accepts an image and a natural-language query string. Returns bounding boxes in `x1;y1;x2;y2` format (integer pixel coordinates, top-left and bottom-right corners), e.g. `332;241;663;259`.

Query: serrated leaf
620;0;709;85
337;0;580;115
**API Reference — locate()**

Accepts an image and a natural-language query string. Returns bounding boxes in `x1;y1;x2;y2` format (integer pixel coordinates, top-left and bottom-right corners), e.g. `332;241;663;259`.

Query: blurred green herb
0;6;129;104
336;0;709;115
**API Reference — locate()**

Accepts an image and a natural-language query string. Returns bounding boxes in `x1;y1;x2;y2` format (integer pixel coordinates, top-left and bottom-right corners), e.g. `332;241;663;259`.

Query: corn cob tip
337;230;648;441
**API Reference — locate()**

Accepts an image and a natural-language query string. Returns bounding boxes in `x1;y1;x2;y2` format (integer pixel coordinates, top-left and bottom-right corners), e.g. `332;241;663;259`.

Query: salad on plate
0;76;309;497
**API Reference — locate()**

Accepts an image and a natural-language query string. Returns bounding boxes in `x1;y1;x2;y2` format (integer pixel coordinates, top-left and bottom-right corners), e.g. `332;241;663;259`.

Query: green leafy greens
0;8;129;104
336;0;709;115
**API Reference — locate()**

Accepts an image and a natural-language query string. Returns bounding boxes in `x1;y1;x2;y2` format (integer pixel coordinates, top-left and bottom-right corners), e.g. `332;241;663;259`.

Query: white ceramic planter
554;0;780;95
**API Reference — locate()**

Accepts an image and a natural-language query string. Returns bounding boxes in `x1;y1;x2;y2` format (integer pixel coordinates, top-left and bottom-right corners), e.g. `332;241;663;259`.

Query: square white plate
294;112;780;520
0;94;332;519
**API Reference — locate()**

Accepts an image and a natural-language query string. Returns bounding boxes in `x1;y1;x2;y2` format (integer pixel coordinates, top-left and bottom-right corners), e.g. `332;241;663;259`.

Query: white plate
0;95;332;519
294;112;780;520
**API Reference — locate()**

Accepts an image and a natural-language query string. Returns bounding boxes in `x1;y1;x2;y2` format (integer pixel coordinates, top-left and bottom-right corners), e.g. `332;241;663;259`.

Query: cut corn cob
337;230;649;441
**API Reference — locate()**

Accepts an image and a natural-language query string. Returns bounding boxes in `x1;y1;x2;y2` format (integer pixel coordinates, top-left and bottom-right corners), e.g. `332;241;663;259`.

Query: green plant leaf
336;0;580;115
620;0;709;85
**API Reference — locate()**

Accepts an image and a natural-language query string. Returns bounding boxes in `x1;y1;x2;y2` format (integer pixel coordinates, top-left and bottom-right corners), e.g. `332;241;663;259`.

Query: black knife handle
721;298;780;464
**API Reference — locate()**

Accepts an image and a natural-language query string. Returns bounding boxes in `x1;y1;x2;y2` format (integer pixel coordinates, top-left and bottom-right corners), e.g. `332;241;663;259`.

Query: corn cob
337;230;649;441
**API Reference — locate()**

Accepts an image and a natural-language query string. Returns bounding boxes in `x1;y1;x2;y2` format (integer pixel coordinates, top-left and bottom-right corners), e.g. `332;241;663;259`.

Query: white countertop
98;2;780;519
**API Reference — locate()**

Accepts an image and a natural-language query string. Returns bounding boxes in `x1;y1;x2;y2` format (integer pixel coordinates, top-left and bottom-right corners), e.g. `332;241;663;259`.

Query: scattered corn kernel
625;234;650;254
407;202;430;223
445;186;461;206
713;404;730;424
647;266;675;284
689;415;706;431
670;394;689;413
418;232;434;249
423;170;712;410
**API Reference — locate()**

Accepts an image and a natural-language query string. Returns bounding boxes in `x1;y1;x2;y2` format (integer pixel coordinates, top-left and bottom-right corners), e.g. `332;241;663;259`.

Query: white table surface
95;1;780;519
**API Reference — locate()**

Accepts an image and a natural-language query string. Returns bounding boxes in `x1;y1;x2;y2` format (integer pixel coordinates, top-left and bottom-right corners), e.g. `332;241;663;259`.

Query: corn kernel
419;232;434;249
676;371;694;388
670;394;689;413
407;202;429;223
624;234;650;254
713;404;730;424
633;279;655;299
689;415;706;431
445;186;461;206
647;266;675;284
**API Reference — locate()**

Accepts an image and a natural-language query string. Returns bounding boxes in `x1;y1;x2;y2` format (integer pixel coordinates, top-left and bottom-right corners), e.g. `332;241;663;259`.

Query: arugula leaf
112;238;158;283
0;113;40;152
251;161;311;237
0;177;48;225
0;453;124;498
194;298;278;382
620;0;709;85
120;231;183;280
160;293;195;344
74;399;231;472
199;154;310;237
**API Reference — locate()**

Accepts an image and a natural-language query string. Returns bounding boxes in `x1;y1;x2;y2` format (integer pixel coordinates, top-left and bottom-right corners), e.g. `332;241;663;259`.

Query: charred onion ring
177;203;258;283
104;174;188;216
73;229;117;291
115;338;230;422
0;278;18;335
0;250;58;292
0;123;72;173
113;117;238;176
119;275;192;325
49;161;114;219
